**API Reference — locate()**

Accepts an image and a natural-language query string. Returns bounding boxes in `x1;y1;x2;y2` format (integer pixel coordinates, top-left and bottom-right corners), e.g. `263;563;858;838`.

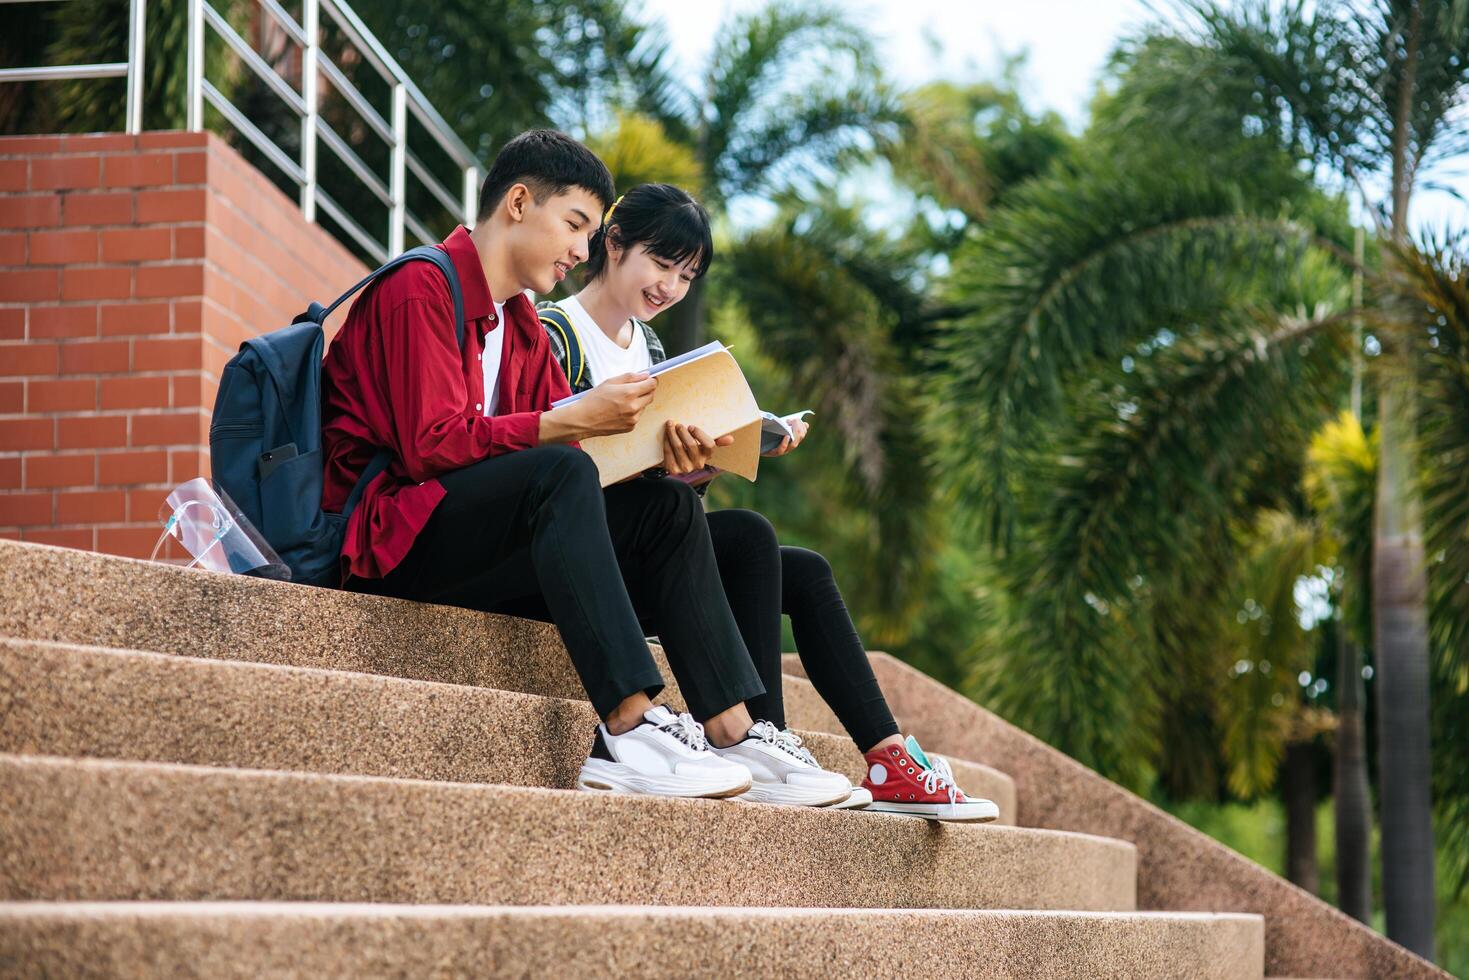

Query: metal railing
0;0;146;134
1;0;482;263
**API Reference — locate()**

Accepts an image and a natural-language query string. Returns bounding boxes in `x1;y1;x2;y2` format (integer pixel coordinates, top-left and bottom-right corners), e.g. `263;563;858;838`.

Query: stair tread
0;752;1133;912
0;634;1017;821
0;902;1266;980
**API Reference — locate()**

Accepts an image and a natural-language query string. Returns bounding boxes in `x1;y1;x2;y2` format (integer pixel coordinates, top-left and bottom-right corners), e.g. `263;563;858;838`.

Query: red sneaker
861;736;999;822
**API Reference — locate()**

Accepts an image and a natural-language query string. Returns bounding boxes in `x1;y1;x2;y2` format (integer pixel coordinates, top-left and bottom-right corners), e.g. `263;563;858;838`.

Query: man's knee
782;546;834;596
714;508;778;558
531;444;600;496
639;475;703;525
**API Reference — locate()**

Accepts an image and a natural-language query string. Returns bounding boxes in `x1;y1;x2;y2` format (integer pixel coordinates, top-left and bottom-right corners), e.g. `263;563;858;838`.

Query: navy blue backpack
209;245;464;586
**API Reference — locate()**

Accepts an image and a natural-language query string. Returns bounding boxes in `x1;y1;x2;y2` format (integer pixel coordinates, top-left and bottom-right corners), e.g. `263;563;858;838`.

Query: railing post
462;165;478;227
389;83;406;255
185;0;203;130
300;0;319;222
124;0;146;134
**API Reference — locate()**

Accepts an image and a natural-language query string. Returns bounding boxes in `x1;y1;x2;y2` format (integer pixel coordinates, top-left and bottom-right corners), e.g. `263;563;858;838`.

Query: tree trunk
1334;636;1373;923
1373;378;1436;959
1284;740;1319;895
662;275;707;356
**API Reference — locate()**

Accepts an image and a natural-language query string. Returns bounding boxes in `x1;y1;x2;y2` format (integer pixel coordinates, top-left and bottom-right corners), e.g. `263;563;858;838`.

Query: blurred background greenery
5;0;1468;970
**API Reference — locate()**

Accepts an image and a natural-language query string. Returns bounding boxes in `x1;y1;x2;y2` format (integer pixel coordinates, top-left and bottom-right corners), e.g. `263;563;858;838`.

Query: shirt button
475;403;482;411
478;353;483;361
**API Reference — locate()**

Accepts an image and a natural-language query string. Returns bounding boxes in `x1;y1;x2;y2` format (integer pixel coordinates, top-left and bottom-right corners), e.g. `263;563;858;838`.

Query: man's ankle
606;693;654;735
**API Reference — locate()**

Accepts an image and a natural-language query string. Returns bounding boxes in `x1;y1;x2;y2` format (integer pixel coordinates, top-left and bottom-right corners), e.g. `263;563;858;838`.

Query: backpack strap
538;304;586;390
297;245;467;350
637;318;666;366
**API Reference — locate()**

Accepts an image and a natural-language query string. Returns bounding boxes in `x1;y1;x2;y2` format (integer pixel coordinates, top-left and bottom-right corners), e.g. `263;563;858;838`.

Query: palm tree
616;1;897;354
937;0;1469;955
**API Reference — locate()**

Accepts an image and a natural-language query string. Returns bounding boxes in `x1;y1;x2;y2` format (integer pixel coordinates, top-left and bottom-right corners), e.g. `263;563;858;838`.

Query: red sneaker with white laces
861;736;1000;822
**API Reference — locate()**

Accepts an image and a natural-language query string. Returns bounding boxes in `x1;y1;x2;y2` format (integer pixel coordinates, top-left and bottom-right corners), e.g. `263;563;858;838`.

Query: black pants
706;508;899;751
353;445;764;720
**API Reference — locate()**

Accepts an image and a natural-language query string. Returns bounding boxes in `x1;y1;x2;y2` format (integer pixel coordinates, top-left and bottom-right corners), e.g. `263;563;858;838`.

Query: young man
319;130;777;801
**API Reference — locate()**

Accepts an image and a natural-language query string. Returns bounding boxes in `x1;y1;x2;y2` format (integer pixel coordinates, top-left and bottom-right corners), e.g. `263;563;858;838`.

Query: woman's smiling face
604;234;701;321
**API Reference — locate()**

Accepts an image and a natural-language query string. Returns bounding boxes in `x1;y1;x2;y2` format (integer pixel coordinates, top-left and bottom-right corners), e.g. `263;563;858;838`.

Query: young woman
540;183;998;822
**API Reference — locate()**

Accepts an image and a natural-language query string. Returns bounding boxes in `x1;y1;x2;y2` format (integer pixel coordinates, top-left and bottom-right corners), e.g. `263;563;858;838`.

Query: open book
552;342;806;487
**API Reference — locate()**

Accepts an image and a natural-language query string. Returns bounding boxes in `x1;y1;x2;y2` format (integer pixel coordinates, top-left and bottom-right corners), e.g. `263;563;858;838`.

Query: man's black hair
585;183;714;282
476;129;615;222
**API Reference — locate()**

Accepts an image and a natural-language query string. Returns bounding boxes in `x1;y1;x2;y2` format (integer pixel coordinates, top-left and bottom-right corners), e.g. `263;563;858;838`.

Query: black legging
706;508;899;751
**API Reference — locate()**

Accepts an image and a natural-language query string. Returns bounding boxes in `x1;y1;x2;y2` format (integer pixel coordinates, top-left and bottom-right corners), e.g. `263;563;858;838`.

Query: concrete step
0;754;1134;911
0;902;1266;979
0;538;845;736
0;637;1015;821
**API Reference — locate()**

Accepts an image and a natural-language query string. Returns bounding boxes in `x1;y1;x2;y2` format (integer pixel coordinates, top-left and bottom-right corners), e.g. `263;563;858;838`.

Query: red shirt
321;226;572;580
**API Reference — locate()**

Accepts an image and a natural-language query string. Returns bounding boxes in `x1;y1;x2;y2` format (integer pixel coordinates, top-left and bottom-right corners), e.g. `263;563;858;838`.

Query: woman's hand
663;421;733;474
762;417;810;458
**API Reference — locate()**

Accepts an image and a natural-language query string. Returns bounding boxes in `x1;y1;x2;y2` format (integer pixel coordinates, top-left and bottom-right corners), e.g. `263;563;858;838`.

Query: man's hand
540;372;657;443
663;421;733;474
762;417;810;458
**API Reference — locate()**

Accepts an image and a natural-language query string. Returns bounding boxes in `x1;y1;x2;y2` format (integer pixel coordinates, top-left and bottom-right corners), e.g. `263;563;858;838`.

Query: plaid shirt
537;300;665;393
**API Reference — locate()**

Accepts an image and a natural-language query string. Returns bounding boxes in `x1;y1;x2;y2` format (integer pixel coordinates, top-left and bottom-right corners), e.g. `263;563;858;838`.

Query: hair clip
603;194;625;226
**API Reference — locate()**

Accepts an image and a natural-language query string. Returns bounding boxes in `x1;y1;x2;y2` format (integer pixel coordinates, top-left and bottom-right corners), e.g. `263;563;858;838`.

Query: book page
575;347;763;486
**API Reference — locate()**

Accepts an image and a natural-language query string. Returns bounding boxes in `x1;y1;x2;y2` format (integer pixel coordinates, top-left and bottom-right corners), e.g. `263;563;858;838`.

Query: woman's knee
781;546;836;600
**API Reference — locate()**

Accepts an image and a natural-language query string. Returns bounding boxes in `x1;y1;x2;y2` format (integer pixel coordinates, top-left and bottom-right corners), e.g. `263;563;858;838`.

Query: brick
0;159;27;192
0;136;64;153
132;411;204;447
101;227;172;263
62;134;135;152
126;487;173;520
0;232;25;263
0;343;60;376
0;269;59;302
0;381;21;413
23;527;93;550
134;336;200;371
56;488;126;523
175;151;207;183
103;154;174;188
29;229;97;264
171;373;203;408
0;309;22;341
61;266;131;302
26;378;95;413
100;302;170;337
135;263;203;299
57;414;127;449
0;418;53;451
96;524;159;558
169;447;207;483
99;449;167;485
100;375;170;410
0;194;61;229
59;339;130;374
174;300;203;332
138;132;208;149
136;188;206;223
24;452;94;488
28;306;98;339
0;491;54;526
30;156;100;191
173;225;205;259
0;456;19;489
63;192;132;226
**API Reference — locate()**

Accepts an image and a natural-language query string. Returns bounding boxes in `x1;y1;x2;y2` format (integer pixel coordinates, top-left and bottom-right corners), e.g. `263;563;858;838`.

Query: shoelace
750;720;821;767
920;754;961;805
656;711;710;752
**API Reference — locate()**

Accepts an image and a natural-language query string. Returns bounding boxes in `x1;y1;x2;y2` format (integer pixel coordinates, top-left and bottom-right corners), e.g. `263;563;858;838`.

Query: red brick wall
0;131;367;558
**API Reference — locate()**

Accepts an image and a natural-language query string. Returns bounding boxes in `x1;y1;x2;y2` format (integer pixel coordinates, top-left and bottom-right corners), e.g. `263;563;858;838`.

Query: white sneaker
830;786;872;810
577;705;753;799
716;721;853;807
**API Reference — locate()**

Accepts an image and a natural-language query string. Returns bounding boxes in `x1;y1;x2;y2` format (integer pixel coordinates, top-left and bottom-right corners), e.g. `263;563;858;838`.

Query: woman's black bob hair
584;183;714;282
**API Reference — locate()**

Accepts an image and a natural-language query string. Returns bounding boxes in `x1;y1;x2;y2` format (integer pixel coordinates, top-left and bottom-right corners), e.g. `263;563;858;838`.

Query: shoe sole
576;759;752;800
829;792;872;810
865;799;1000;822
736;781;853;807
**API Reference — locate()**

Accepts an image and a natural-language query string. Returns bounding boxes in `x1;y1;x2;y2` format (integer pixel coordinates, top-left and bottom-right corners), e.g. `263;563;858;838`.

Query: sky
634;0;1469;233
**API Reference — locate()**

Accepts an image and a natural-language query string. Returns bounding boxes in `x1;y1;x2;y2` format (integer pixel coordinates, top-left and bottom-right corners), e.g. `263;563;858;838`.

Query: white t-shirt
559;294;652;384
480;300;505;415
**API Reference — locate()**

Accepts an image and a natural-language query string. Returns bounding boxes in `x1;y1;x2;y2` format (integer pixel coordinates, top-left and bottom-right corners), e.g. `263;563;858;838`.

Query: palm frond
934;157;1349;548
